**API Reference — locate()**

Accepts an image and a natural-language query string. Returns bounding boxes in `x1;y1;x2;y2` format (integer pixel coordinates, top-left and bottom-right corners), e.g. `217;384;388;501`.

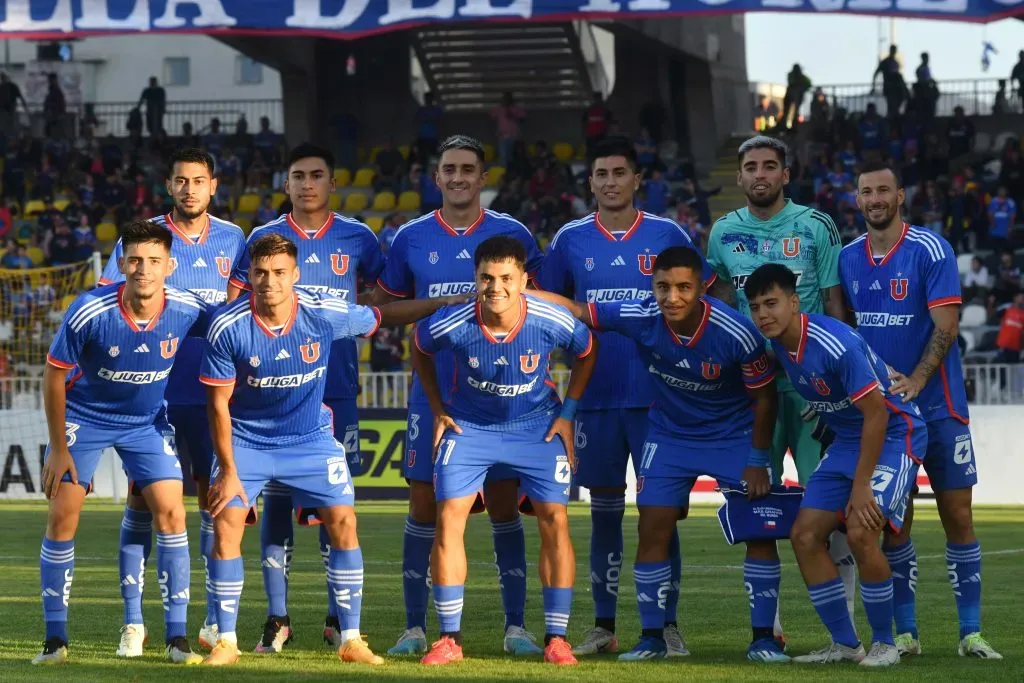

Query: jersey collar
286;212;333;240
117;283;165;332
664;298;710;347
250;292;298;337
164;212;209;244
594;210;643;241
788;313;809;363
435;209;484;237
864;222;908;267
475;295;526;344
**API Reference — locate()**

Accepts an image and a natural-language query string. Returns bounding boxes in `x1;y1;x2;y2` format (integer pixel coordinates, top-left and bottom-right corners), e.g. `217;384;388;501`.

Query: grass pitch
0;500;1021;682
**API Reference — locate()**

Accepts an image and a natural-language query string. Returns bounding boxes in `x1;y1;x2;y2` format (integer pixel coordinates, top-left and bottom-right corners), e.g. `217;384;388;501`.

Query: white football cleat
197;621;219;651
894;632;921;656
859;641;900;668
792;641;866;663
115;624;146;658
663;625;690;657
958;633;1003;659
571;626;618;655
31;638;69;665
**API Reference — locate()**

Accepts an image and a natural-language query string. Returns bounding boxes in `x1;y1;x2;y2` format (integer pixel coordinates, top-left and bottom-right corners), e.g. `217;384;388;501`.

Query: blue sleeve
47;302;89;370
737;316;775;389
359;228;386;283
187;300;215;338
377;228;412;297
414;310;447;355
588;301;654;340
833;333;882;403
924;241;963;309
99;240;124;285
519;230;544;278
200;322;237;386
838;254;854;305
535;237;572;294
316;294;381;340
564;316;594;358
230;236;253;290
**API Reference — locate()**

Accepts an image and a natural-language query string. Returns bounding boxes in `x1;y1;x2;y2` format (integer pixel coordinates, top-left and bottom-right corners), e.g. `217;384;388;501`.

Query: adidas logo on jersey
611;255;626;266
494;356;509;366
676;359;690;368
732;243;747;253
134;343;150;353
870;280;882;291
275;349;291;360
305;253;321;264
192;257;208;268
456;249;472;259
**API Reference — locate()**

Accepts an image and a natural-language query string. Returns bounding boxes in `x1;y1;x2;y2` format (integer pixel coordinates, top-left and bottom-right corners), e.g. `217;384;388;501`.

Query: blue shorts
166;404;213;482
214;436;355;511
434;421;571;505
802;433;925;533
53;412;183;492
325;398;361;476
573;408;649;489
923;418;977;491
403;401;516;486
636;428;747;510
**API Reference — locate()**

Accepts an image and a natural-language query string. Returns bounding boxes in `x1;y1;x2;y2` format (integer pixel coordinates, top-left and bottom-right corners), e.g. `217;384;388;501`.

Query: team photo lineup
28;129;1010;674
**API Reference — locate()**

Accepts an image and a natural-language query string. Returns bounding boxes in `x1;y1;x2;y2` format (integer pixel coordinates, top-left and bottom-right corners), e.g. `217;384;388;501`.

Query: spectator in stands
400;162;423;194
203;117;227;159
872;44;908;119
916;179;946;233
179;120;200;148
1000;142;1024;203
245;149;271;192
838;208;862;244
676;177;717;226
642;168;670;216
379;213;403;253
945;178;975;252
73;214;95;260
583;91;613;157
809;88;831;140
2;140;27;204
0;201;10;240
254;116;284;169
993;249;1022;304
783;64;811;129
130;170;152;211
912;52;939;120
255;194;277;227
996;292;1024;363
138;76;166;137
1;242;32;269
36;198;60;236
988;186;1016;252
753;94;779;132
46;219;77;266
634;128;659;175
963;256;991;303
858;103;885;162
491;91;526;169
993;79;1010;115
421;161;443;214
946;106;975;170
414;92;443;165
78;173;95;208
43;73;66;139
218;146;243;207
489;184;521;216
1012;51;1024;111
374;137;404;194
0;72;26;140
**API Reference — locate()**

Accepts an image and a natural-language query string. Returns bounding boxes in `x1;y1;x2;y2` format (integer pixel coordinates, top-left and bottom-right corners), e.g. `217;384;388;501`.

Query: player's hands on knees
846;482;885;530
887;371;922;402
208;468;247;517
433;414;461;462
546;416;575;471
742;466;770;501
41;446;77;499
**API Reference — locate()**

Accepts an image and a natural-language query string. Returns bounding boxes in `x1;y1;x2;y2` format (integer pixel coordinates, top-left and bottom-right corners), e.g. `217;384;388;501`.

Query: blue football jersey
839;224;968;424
770;314;925;450
200;290;381;448
377;209;544;405
536;212;718;411
591;297;774;443
99;213;247;407
415;294;593;431
47;283;210;427
230;212;385;401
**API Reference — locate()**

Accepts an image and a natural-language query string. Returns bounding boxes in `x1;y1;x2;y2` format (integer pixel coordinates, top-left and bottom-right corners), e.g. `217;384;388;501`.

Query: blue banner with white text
0;0;1019;40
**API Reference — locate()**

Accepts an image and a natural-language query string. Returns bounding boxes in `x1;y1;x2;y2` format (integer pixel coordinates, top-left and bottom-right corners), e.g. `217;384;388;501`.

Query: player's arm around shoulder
525;290;587;323
375;293;474;327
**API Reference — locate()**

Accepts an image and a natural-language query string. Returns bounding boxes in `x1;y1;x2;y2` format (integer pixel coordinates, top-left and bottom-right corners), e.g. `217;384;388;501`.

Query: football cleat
31;637;68;665
165;636;203;665
793;641;866;664
115;623;146;658
958;633;1003;659
388;626;428;655
254;616;293;654
571;626;618;655
618;635;667;661
337;636;384;665
421;636;463;665
747;637;791;663
203;639;241;666
323;616;343;649
503;625;543;655
663;624;690;657
197;622;219;651
859;641;900;668
894;632;921;656
544;636;578;665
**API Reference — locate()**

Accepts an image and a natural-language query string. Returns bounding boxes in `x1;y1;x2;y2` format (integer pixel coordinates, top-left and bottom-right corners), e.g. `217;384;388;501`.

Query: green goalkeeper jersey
707;200;842;390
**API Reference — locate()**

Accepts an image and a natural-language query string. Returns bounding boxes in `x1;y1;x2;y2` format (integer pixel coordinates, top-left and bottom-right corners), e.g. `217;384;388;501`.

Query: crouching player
534;246;790;662
410;236;598;666
744;264;926;668
200;234;471;666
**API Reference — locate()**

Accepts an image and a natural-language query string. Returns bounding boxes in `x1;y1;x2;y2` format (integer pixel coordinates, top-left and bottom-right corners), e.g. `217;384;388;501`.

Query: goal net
0;255;101;498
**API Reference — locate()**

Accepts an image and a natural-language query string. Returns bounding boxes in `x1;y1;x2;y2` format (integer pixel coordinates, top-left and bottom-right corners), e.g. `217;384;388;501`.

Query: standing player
34;220;209;665
536;137;721;656
534;246;789;663
411;236;597;666
200;234;468;666
841;160;1002;659
706;135;858;630
745;264;926;668
227;144;384;652
99;148;246;656
368;135;545;656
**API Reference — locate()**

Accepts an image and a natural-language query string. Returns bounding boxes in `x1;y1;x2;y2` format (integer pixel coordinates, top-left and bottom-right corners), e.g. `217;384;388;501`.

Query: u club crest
584;257;594;272
428;251;439;265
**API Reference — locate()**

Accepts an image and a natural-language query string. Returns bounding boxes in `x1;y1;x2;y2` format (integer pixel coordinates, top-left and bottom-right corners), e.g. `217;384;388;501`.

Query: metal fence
807;78;1013;119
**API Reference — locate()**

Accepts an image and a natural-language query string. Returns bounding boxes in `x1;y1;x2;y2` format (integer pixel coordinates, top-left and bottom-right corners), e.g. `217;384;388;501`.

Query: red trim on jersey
46;354;76;370
545;379;557;390
199;375;235;387
476;295;526;344
789;313;809;363
928;296;962;309
849;380;881;403
744;373;776;390
435;209;485;237
360;306;382;338
594;209;643;241
98;277;113;286
663;300;710;346
229;277;250;292
414;327;434;356
864;222;908;267
375;278;409;299
883;397;923;463
587;302;600;329
939;365;970;424
64;367;84;392
286;212;333;240
164;212;210;244
118;284;165;332
704;271;719;289
250;292;297;338
576;331;595;358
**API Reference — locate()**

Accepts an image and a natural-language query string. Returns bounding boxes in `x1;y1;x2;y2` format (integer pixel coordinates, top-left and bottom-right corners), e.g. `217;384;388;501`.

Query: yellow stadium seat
83;270;95;288
368;147;382;163
365;216;384;233
24;199;45;216
352;168;375;188
483;144;496;163
343;193;368;213
96;222;118;242
328;193;342;211
360;340;372;362
54;198;70;212
61;294;76;311
371;191;396;212
271;192;287;208
397;191;421;212
235;216;253;233
236;193;260;214
334;168;352;188
399;145;410;159
553;142;574;162
576;143;587;159
26;246;44;265
486;166;506;187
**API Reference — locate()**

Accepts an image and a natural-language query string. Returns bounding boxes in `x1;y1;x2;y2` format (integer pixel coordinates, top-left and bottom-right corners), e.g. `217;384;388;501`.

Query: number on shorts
408;413;420;442
436;438;456;466
574;420;587;449
328;461;349;485
953;438;973;465
65;422;80;447
640;442;658;471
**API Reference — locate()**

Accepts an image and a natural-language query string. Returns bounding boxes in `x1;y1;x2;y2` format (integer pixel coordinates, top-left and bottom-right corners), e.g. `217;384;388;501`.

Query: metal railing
964;364;1024;405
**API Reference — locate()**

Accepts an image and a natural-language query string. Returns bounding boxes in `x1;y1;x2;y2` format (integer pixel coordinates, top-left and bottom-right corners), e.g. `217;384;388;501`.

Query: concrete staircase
705;136;748;222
